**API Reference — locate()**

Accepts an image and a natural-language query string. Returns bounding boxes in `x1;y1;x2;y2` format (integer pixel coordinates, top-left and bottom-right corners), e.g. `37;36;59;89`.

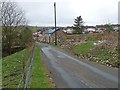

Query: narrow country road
37;42;118;88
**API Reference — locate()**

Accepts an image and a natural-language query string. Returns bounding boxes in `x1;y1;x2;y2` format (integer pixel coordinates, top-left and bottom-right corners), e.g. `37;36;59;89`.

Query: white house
63;27;74;34
83;26;96;34
111;24;120;31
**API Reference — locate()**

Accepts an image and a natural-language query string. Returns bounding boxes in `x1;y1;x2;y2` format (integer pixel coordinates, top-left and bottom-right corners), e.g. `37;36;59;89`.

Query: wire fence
17;44;35;90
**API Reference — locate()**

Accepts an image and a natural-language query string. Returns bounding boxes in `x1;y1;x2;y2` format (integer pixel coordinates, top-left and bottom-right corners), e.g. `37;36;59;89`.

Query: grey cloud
17;0;119;26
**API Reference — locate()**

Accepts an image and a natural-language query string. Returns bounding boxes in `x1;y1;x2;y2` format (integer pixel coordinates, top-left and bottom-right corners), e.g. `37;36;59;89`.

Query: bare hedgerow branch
1;0;27;54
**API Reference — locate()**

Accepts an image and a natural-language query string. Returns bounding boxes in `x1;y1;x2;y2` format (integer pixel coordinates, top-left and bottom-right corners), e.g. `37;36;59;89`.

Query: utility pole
36;26;38;42
54;2;57;45
49;34;51;44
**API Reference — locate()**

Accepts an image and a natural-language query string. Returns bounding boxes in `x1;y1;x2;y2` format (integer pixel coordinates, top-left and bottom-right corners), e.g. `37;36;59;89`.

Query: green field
30;47;53;88
2;48;31;88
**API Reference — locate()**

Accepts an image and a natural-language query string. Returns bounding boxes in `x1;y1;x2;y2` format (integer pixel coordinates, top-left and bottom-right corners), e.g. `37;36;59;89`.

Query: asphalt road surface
37;42;118;88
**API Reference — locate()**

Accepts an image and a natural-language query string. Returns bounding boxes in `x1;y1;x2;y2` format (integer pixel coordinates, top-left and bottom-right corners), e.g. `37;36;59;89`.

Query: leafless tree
1;1;35;89
1;0;26;54
1;1;28;88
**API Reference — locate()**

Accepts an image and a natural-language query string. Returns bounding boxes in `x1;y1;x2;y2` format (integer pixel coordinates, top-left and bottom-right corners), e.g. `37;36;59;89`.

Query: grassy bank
75;45;119;68
73;42;93;54
30;46;53;88
0;59;2;89
55;32;119;68
2;48;31;88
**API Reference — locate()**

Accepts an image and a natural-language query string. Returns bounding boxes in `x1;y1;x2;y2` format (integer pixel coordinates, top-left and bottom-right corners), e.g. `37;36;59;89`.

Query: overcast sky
14;0;119;26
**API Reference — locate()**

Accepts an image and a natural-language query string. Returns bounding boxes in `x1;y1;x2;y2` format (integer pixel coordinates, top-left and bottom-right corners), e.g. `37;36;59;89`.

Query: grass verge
30;46;53;88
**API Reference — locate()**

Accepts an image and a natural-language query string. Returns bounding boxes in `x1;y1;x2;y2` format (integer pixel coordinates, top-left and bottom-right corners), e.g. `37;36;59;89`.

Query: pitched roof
48;28;61;34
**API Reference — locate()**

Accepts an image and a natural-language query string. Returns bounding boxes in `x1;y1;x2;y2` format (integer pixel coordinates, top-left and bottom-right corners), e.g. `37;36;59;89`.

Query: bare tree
1;0;26;55
1;1;34;89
